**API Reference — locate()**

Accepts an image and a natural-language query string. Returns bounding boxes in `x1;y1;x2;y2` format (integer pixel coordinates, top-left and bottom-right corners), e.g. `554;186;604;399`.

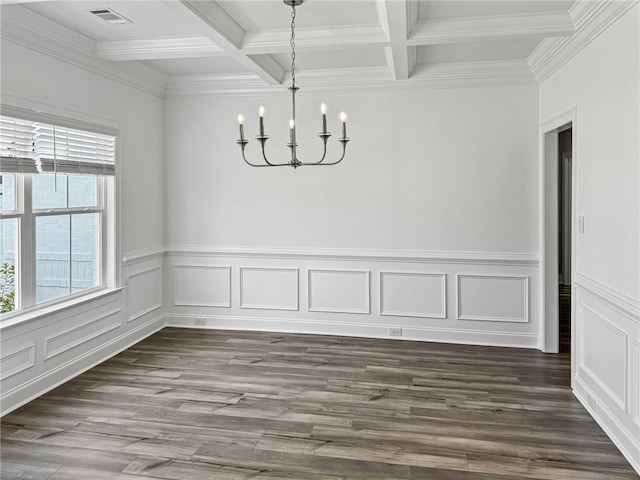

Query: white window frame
0;104;120;323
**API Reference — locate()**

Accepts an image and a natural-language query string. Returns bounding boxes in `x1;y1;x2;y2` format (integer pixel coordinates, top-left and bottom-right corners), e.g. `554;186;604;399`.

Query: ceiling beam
176;0;284;85
409;11;575;46
95;36;224;61
242;24;390;55
380;0;418;80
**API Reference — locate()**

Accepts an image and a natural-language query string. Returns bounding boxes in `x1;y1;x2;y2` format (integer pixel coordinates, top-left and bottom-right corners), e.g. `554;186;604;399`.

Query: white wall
165;87;539;252
540;4;640;471
0;34;166;414
164;86;542;349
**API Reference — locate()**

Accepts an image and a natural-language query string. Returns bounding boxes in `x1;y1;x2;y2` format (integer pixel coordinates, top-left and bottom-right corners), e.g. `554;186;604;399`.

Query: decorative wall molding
4;0;634;99
578;305;628;411
44;308;123;360
308;269;371;315
528;0;638;84
239;267;299;311
410;60;536;87
457;274;529;323
165;61;536;98
573;279;640;474
631;340;640;428
121;246;166;266
126;266;163;322
0;344;35;382
165;245;539;266
0;287;124;335
379;272;447;319
173;265;232;308
166;248;539;351
1;313;165;417
574;377;640;475
1;5;168;97
166;313;539;349
409;11;575;45
575;272;640;321
95;35;224;61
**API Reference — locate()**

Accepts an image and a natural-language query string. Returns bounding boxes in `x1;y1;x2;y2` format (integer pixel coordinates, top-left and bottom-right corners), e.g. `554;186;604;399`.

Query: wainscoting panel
380;272;446;318
0;344;35;382
173;265;231;307
457;275;529;322
579;306;628;410
632;340;640;429
308;269;370;314
0;250;166;416
240;267;299;311
573;278;640;474
45;307;123;360
165;247;540;349
127;266;163;322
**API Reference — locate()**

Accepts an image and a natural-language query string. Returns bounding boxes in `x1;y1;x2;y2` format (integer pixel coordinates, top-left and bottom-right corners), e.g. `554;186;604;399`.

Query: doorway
558;128;572;354
541;107;576;384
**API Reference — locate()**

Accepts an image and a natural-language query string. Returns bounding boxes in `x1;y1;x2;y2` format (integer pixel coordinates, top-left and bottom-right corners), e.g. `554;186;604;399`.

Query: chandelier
236;0;350;168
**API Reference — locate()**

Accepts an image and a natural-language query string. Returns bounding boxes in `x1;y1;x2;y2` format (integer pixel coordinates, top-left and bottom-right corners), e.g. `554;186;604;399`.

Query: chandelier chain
290;4;296;87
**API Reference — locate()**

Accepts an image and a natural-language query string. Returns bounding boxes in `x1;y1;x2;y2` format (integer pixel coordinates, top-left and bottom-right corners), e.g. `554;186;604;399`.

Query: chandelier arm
241;148;270;168
297;134;329;166
258;138;282;167
302;140;349;166
243;152;290;168
240;143;289;167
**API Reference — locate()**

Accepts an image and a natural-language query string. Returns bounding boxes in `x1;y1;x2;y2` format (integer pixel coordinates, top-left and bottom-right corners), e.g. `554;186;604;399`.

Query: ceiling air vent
88;8;132;25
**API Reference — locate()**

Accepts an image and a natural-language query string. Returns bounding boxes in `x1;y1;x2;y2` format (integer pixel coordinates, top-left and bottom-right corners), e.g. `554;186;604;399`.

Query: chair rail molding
164;244;539;266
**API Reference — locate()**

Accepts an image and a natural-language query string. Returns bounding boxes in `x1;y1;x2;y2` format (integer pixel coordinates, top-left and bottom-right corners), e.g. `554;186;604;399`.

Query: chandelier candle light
236;0;350;168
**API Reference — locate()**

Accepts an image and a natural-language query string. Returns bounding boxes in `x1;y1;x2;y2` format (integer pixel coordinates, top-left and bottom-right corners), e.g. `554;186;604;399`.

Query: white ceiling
4;0;578;87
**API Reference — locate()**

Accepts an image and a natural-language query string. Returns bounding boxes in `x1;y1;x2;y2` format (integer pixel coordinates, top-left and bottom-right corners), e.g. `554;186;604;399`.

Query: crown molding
4;4;96;54
165;60;535;98
411;60;537;88
528;0;638;84
1;5;168;97
95;36;224;61
241;24;390;54
410;11;575;46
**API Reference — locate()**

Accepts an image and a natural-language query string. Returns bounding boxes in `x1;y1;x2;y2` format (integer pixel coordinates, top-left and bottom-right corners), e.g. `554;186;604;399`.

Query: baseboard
574;377;640;475
0;314;166;417
165;314;539;349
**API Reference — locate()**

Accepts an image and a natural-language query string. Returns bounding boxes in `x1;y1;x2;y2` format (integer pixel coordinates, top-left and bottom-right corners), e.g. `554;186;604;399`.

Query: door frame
539;107;577;374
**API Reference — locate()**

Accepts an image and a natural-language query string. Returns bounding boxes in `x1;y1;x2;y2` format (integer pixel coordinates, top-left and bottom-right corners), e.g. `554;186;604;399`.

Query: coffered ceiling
2;0;583;94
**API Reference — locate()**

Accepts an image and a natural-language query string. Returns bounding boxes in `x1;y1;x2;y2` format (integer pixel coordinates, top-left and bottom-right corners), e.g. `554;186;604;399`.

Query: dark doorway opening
558;127;572;354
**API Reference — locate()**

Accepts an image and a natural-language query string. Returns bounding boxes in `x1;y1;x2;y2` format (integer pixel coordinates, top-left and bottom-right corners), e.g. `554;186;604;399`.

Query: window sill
0;287;125;331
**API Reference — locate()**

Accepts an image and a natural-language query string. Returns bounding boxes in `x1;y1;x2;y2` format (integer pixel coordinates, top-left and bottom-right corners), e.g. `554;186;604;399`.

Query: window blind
0;114;116;175
0;117;39;173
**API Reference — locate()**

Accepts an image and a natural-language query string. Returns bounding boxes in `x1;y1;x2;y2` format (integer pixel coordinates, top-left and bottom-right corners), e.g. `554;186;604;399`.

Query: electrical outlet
194;317;207;326
578;216;585;234
586;393;597;412
389;328;402;337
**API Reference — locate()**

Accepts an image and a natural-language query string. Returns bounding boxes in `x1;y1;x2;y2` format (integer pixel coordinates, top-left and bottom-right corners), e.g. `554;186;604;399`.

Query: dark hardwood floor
1;328;638;479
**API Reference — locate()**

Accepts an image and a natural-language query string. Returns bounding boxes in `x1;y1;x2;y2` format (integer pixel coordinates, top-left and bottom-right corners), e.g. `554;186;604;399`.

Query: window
0;112;117;316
